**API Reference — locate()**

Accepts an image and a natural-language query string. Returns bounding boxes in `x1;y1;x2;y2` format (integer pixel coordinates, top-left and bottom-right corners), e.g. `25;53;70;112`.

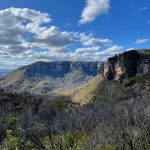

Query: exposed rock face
19;61;99;78
0;61;100;94
100;50;150;82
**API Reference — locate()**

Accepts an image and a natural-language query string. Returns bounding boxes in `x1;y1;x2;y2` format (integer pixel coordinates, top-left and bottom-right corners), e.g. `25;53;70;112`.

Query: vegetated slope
0;75;149;149
65;73;150;104
0;61;100;94
0;88;72;115
64;76;103;104
63;49;150;104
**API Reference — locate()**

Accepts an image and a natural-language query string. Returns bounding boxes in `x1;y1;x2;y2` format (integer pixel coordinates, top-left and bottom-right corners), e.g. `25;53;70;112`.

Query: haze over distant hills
0;69;12;79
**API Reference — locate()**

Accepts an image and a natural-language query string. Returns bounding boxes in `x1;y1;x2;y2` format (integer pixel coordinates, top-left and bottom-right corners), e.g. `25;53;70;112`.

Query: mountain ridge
0;61;101;94
0;49;150;96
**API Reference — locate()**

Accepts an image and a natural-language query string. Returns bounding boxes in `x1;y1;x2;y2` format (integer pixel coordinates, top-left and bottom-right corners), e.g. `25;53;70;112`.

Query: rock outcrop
99;50;150;82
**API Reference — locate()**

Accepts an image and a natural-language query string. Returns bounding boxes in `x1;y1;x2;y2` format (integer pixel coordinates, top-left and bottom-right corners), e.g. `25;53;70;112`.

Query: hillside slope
0;61;100;94
65;73;150;104
63;76;102;104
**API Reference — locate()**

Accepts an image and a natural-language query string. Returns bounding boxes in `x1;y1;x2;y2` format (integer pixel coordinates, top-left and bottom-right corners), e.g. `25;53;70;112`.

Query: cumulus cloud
80;33;112;46
79;0;110;24
0;7;124;69
95;45;124;59
75;47;100;54
33;26;76;48
84;38;112;46
135;38;149;44
72;45;124;61
0;8;79;68
0;7;77;54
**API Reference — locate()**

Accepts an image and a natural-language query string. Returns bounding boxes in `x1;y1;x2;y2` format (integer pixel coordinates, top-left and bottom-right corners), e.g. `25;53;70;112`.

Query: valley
0;49;150;149
1;1;150;149
0;61;100;94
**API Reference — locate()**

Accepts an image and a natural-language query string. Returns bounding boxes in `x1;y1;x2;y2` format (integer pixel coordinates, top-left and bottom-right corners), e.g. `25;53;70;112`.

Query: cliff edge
99;50;150;82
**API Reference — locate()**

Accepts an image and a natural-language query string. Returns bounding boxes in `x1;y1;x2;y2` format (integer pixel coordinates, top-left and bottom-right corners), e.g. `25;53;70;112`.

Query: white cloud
95;45;124;59
33;26;77;48
79;0;110;24
127;48;135;51
0;8;77;55
0;7;124;69
75;47;100;54
84;38;112;46
72;45;124;61
135;38;149;44
80;33;112;46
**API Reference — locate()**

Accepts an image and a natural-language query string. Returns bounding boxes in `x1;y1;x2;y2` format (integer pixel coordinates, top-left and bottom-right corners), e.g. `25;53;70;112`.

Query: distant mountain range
0;61;100;94
0;69;12;79
0;49;150;96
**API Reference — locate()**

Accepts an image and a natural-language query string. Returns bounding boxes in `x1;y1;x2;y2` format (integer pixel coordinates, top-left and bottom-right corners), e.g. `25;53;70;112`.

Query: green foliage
51;101;69;110
96;144;102;150
104;145;115;150
96;144;115;150
8;116;18;128
0;130;18;150
63;132;86;150
42;132;86;150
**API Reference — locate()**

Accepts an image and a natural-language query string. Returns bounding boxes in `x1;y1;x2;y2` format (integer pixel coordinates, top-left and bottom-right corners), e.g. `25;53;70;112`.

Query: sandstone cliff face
100;50;150;82
20;61;99;78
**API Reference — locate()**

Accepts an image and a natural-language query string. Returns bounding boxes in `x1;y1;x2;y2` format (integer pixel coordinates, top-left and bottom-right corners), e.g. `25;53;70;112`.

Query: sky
0;0;150;69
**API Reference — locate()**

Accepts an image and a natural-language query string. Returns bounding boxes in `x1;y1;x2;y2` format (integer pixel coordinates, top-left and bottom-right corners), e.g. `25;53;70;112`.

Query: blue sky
0;0;150;69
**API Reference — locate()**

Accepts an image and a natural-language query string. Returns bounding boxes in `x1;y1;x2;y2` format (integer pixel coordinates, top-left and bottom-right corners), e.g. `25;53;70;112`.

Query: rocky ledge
99;50;150;82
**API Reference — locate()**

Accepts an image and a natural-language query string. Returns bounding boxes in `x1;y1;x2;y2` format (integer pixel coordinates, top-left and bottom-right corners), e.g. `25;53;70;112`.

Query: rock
20;61;99;78
100;50;150;82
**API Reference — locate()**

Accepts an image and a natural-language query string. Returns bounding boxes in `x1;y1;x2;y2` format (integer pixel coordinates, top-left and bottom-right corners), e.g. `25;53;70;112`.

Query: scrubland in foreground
0;73;149;150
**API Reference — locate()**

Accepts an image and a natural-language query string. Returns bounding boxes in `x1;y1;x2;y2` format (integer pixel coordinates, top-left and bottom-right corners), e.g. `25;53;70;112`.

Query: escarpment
0;61;100;94
99;50;150;82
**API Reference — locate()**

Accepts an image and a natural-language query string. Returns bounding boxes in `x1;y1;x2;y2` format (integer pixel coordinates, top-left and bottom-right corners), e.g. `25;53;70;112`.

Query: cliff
99;50;150;82
18;61;99;78
0;61;100;94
